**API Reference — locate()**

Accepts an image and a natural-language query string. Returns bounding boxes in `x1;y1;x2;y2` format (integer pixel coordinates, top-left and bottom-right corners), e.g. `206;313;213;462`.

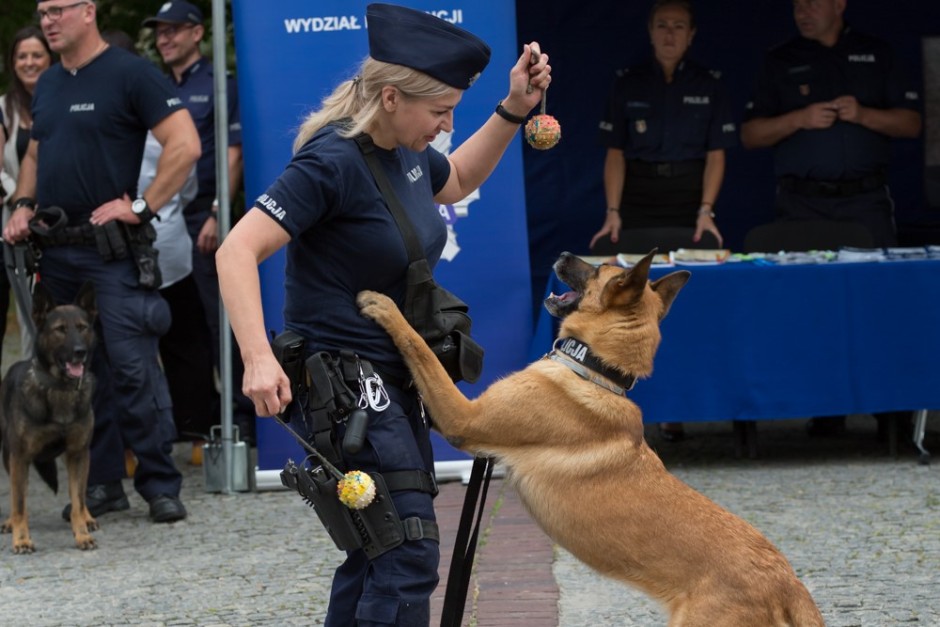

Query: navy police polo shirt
598;59;737;162
744;27;920;180
255;124;450;376
172;57;242;199
31;47;185;218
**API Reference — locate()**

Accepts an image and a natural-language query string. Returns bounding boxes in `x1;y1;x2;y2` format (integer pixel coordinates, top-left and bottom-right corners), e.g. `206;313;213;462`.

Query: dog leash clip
358;367;390;412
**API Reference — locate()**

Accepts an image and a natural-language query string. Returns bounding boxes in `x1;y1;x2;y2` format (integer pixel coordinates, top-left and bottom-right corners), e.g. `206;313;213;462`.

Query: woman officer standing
216;4;550;625
590;0;736;442
590;0;735;254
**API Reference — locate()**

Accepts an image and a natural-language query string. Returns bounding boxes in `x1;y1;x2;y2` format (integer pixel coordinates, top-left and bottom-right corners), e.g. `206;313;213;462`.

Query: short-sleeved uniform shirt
31;47;185;218
255;124;450;379
598;59;737;162
172;57;242;199
744;26;920;180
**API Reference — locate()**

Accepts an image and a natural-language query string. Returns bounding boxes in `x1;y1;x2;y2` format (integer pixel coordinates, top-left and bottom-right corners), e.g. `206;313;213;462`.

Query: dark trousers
159;274;218;439
184;197;255;440
618;161;705;229
38;245;182;500
321;385;440;627
775;186;898;247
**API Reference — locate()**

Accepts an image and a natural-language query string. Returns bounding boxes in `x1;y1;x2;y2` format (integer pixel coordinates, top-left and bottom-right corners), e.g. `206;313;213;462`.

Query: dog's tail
35;460;59;494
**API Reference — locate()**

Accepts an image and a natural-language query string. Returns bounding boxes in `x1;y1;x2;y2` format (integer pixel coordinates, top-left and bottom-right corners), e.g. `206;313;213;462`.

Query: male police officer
742;0;921;437
5;0;201;522
143;1;255;441
741;0;921;247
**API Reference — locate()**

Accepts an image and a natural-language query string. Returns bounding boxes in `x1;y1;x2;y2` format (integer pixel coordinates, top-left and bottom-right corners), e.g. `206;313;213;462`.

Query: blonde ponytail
292;57;456;153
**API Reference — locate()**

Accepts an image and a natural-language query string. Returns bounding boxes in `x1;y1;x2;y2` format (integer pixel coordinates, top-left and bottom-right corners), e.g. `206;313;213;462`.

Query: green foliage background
0;0;236;88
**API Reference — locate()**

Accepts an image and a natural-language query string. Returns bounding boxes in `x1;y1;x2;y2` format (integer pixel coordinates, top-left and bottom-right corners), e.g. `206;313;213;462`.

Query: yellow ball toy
337;470;376;509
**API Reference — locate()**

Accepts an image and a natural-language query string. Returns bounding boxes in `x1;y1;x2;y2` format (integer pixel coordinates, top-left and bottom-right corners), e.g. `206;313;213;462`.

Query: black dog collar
548;336;637;396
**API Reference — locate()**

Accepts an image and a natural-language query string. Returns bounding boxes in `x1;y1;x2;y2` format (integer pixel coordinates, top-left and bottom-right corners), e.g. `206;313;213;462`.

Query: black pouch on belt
93;222;128;261
122;222;162;290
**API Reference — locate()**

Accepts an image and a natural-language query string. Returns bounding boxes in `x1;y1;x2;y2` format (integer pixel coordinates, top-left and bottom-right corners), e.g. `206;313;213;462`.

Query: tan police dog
0;282;98;553
357;251;824;626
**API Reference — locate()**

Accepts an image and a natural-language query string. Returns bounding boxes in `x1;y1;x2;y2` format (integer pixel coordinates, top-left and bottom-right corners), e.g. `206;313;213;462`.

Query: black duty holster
280;459;439;558
271;330;440;558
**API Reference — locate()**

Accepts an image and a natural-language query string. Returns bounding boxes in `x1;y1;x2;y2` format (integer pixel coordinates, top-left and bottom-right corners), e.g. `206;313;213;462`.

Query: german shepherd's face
544;251;690;379
32;282;97;382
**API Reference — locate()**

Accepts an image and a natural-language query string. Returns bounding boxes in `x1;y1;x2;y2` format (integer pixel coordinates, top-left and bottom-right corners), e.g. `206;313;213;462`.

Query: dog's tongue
65;361;85;379
550;291;578;303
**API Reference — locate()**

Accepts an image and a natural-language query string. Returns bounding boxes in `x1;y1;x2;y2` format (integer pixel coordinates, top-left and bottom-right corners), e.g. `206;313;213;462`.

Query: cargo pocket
355;593;431;626
143;293;171;337
355;593;399;625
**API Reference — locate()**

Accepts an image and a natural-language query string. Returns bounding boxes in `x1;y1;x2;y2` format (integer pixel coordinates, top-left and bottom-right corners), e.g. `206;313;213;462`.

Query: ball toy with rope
524;50;561;150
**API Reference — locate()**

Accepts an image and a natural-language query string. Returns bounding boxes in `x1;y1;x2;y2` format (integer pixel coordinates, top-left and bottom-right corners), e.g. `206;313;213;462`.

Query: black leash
2;239;38;343
440;456;495;627
271;413;347;482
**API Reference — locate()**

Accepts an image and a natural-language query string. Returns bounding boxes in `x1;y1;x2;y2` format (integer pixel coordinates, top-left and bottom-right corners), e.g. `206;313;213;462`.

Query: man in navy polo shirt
5;0;201;523
741;0;921;247
143;1;254;442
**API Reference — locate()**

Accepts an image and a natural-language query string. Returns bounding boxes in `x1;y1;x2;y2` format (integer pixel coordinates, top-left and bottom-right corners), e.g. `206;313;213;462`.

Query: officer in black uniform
216;4;551;624
5;0;201;523
741;0;921;247
591;0;735;254
742;0;922;437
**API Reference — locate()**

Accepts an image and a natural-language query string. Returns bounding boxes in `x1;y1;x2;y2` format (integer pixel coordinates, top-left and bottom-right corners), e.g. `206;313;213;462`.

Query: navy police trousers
38;245;182;500
322;384;440;627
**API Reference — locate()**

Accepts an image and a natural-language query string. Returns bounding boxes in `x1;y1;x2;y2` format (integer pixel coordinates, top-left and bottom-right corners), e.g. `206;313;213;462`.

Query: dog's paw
12;539;35;554
75;533;97;551
356;290;396;324
0;520;11;534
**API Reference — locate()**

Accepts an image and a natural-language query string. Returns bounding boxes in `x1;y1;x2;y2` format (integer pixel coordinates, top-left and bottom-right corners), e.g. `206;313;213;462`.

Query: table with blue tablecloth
529;258;940;456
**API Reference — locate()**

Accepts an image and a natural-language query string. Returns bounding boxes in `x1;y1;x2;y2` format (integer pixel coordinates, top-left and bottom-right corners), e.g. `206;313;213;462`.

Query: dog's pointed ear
31;282;57;330
602;249;658;305
651;270;691;320
74;281;97;324
627;249;657;287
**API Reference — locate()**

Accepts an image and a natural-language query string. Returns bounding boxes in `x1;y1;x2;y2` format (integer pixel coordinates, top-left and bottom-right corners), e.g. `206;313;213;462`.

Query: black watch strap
495;101;526;125
13;197;37;211
136;199;156;224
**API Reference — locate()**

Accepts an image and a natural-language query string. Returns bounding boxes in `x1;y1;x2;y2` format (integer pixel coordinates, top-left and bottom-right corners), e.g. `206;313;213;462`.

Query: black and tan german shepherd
0;281;98;553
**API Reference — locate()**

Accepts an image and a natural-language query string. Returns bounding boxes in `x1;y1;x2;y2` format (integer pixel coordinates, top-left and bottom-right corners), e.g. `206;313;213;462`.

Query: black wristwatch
132;197;156;223
13;197;37;211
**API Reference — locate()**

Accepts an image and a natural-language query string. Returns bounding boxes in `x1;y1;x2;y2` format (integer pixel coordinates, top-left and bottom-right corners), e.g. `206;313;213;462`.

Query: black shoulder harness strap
353;133;424;264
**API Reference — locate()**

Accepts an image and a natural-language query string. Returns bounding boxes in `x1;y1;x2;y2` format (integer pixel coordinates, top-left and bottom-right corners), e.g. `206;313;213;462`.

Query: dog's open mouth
64;361;85;379
544;289;582;318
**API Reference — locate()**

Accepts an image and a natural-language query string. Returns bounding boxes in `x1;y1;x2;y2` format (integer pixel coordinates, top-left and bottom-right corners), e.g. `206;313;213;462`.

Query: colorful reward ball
525;114;561;150
337;470;376;509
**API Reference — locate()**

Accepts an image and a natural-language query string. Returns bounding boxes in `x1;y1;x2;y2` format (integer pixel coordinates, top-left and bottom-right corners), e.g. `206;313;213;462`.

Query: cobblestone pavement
556;416;940;627
2;312;938;626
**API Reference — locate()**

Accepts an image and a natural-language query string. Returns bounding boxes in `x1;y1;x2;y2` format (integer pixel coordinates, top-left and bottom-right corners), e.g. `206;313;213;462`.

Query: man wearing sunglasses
5;0;201;524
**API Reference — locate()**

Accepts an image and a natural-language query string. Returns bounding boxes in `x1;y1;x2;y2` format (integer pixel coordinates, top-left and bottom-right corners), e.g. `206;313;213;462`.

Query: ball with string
525;114;561;150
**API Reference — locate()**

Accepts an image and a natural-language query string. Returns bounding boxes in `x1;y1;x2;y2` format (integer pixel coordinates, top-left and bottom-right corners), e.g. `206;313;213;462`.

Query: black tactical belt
626;159;704;178
778;173;886;198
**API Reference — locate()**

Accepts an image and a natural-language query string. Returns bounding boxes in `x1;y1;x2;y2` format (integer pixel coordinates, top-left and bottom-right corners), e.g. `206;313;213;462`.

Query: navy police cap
366;3;491;89
142;1;203;27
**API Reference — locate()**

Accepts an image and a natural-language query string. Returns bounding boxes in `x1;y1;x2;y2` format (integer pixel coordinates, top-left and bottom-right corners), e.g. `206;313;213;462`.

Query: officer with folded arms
217;4;551;624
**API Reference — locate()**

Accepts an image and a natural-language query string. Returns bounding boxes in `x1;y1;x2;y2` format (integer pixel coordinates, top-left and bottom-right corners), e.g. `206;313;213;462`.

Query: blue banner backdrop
231;1;532;484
